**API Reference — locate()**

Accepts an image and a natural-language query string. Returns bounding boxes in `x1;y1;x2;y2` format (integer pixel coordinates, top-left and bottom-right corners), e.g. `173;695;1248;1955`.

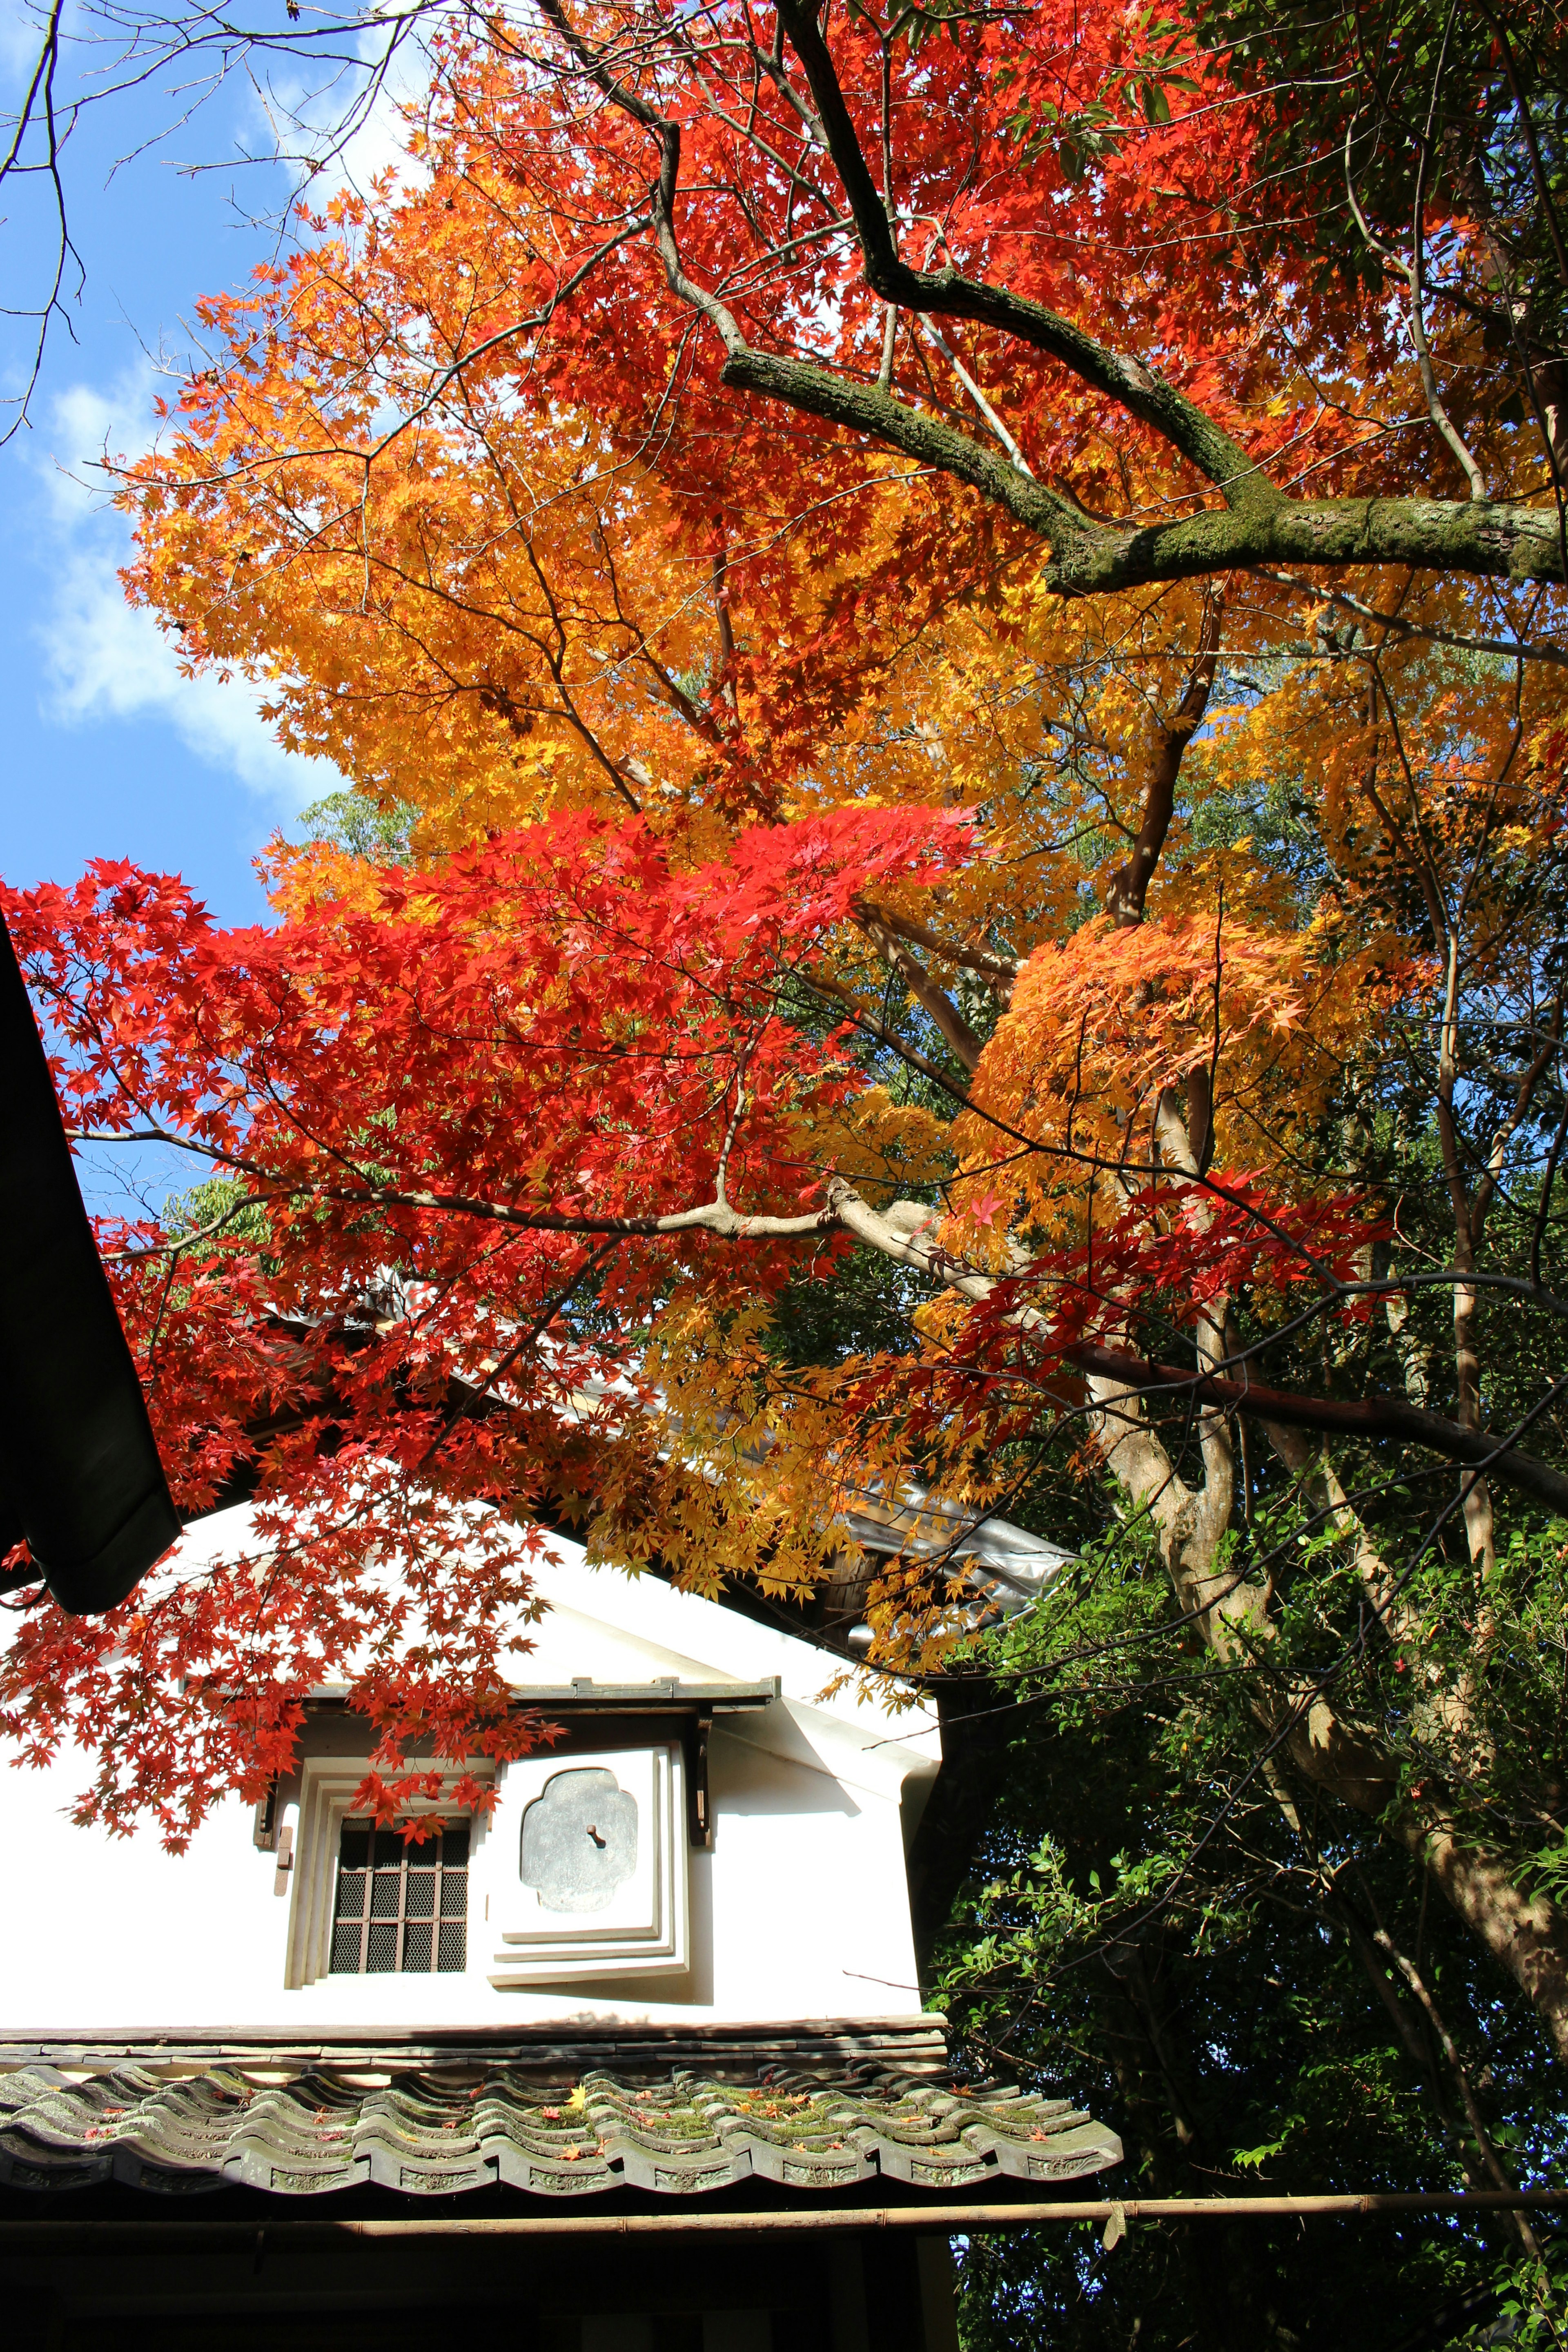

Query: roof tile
0;2055;1120;2202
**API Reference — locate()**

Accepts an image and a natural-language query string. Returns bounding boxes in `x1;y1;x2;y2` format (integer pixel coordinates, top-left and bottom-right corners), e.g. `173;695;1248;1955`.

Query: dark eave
0;914;179;1614
298;1678;782;1715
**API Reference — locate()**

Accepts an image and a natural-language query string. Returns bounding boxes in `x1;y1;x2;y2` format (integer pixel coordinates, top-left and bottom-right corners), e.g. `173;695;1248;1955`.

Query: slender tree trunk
1086;1359;1568;2064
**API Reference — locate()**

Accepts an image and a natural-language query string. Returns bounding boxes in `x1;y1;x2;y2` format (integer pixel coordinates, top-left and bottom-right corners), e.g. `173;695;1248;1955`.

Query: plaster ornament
520;1766;639;1914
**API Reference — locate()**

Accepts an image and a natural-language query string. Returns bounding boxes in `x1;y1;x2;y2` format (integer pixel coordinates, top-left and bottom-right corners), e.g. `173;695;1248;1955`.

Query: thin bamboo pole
0;2191;1564;2245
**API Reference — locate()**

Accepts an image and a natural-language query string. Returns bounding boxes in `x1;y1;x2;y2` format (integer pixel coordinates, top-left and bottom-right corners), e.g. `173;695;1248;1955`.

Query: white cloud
0;0;52;88
327;21;437;200
37;376;153;523
246;9;441;208
31;367;339;816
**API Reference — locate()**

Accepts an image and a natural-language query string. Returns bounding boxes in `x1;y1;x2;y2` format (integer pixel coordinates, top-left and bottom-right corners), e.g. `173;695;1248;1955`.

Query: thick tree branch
719;343;1082;536
854;907;983;1071
854;898;1019;990
1064;1343;1568;1517
803;969;975;1096
722;343;1568;588
773;0;1268;507
536;0;1568;594
1108;596;1224;924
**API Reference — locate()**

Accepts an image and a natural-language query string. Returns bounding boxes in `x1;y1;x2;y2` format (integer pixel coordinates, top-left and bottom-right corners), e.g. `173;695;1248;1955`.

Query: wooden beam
0;2191;1566;2244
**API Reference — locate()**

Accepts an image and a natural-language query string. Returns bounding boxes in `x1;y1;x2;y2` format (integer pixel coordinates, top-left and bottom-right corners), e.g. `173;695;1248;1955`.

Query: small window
330;1821;469;1975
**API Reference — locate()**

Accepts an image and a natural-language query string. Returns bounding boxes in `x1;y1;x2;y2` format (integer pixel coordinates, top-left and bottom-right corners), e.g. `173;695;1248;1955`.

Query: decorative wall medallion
520;1767;639;1914
491;1744;689;1984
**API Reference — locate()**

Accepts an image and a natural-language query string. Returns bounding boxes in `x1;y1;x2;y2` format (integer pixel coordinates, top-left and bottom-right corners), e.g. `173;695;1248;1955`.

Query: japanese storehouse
0;1497;1121;2348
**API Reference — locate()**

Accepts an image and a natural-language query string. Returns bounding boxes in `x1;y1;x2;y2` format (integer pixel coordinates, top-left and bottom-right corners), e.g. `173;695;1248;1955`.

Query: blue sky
0;9;411;926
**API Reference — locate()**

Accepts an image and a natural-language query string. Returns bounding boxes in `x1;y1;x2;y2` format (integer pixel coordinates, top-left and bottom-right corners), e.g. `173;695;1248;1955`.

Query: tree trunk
1086;1359;1568;2065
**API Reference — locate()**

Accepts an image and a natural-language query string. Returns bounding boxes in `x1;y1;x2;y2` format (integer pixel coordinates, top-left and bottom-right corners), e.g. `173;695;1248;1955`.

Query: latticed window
330;1822;469;1974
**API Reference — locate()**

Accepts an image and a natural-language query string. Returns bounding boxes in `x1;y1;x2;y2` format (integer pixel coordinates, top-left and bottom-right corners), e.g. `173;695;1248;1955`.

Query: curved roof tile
0;2058;1120;2201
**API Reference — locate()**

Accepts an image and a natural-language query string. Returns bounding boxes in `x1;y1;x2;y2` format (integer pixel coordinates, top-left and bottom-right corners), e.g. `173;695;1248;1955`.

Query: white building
0;1504;1119;2351
4;1508;943;2031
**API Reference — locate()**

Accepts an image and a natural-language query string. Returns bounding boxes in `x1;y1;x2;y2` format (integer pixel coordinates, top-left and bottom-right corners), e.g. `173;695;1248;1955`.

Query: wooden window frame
284;1759;494;1989
329;1820;470;1977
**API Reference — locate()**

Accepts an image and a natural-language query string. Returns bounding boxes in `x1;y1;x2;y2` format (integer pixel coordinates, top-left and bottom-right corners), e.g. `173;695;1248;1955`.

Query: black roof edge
0;913;179;1615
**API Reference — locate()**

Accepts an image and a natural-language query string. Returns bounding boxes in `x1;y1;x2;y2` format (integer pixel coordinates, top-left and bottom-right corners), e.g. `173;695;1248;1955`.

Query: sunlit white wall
1;1523;939;2030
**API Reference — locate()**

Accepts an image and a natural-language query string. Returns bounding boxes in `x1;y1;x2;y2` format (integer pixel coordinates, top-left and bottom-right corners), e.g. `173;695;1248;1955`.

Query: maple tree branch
853;908;982;1071
508;535;645;814
359;212;653;469
534;3;1568;595
1255;571;1568;668
824;1180;1004;1309
802;969;975;1098
1062;1344;1568;1518
916;317;1034;478
1107;593;1223;924
537;0;750;361
326;1183;832;1244
741;30;826;142
853;900;1018;989
719;344;1083;537
416;1238;618;1473
713;1040;756;1210
804;1182;1568;1519
771;0;1265;508
62;1150;1568;1563
101;1190;280;1263
720;343;1568;589
673;81;837;220
1343;94;1486;501
71;1104;1568;1334
711;547;738;707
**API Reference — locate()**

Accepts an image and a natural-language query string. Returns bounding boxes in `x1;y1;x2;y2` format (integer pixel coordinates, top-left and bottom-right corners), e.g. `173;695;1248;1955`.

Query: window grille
329;1822;469;1974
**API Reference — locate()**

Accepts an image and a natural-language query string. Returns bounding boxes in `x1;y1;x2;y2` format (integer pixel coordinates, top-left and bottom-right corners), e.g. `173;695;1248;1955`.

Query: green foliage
165;1175;274;1267
765;1241;926;1366
1470;2241;1568;2346
934;1521;1568;2347
1197;0;1568;345
296;789;421;867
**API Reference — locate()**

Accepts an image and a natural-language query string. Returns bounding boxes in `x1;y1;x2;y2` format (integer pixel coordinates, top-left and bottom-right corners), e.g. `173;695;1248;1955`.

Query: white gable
2;1507;942;2033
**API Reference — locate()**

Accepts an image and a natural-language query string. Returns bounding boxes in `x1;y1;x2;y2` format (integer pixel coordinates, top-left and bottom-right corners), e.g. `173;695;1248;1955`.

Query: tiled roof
0;2058;1120;2201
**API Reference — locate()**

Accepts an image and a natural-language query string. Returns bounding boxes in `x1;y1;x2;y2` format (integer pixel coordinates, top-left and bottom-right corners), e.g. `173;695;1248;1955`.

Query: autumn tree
7;17;1568;2291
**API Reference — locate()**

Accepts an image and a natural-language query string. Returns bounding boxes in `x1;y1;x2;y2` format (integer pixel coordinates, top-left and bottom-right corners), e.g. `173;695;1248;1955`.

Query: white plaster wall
0;1511;939;2032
